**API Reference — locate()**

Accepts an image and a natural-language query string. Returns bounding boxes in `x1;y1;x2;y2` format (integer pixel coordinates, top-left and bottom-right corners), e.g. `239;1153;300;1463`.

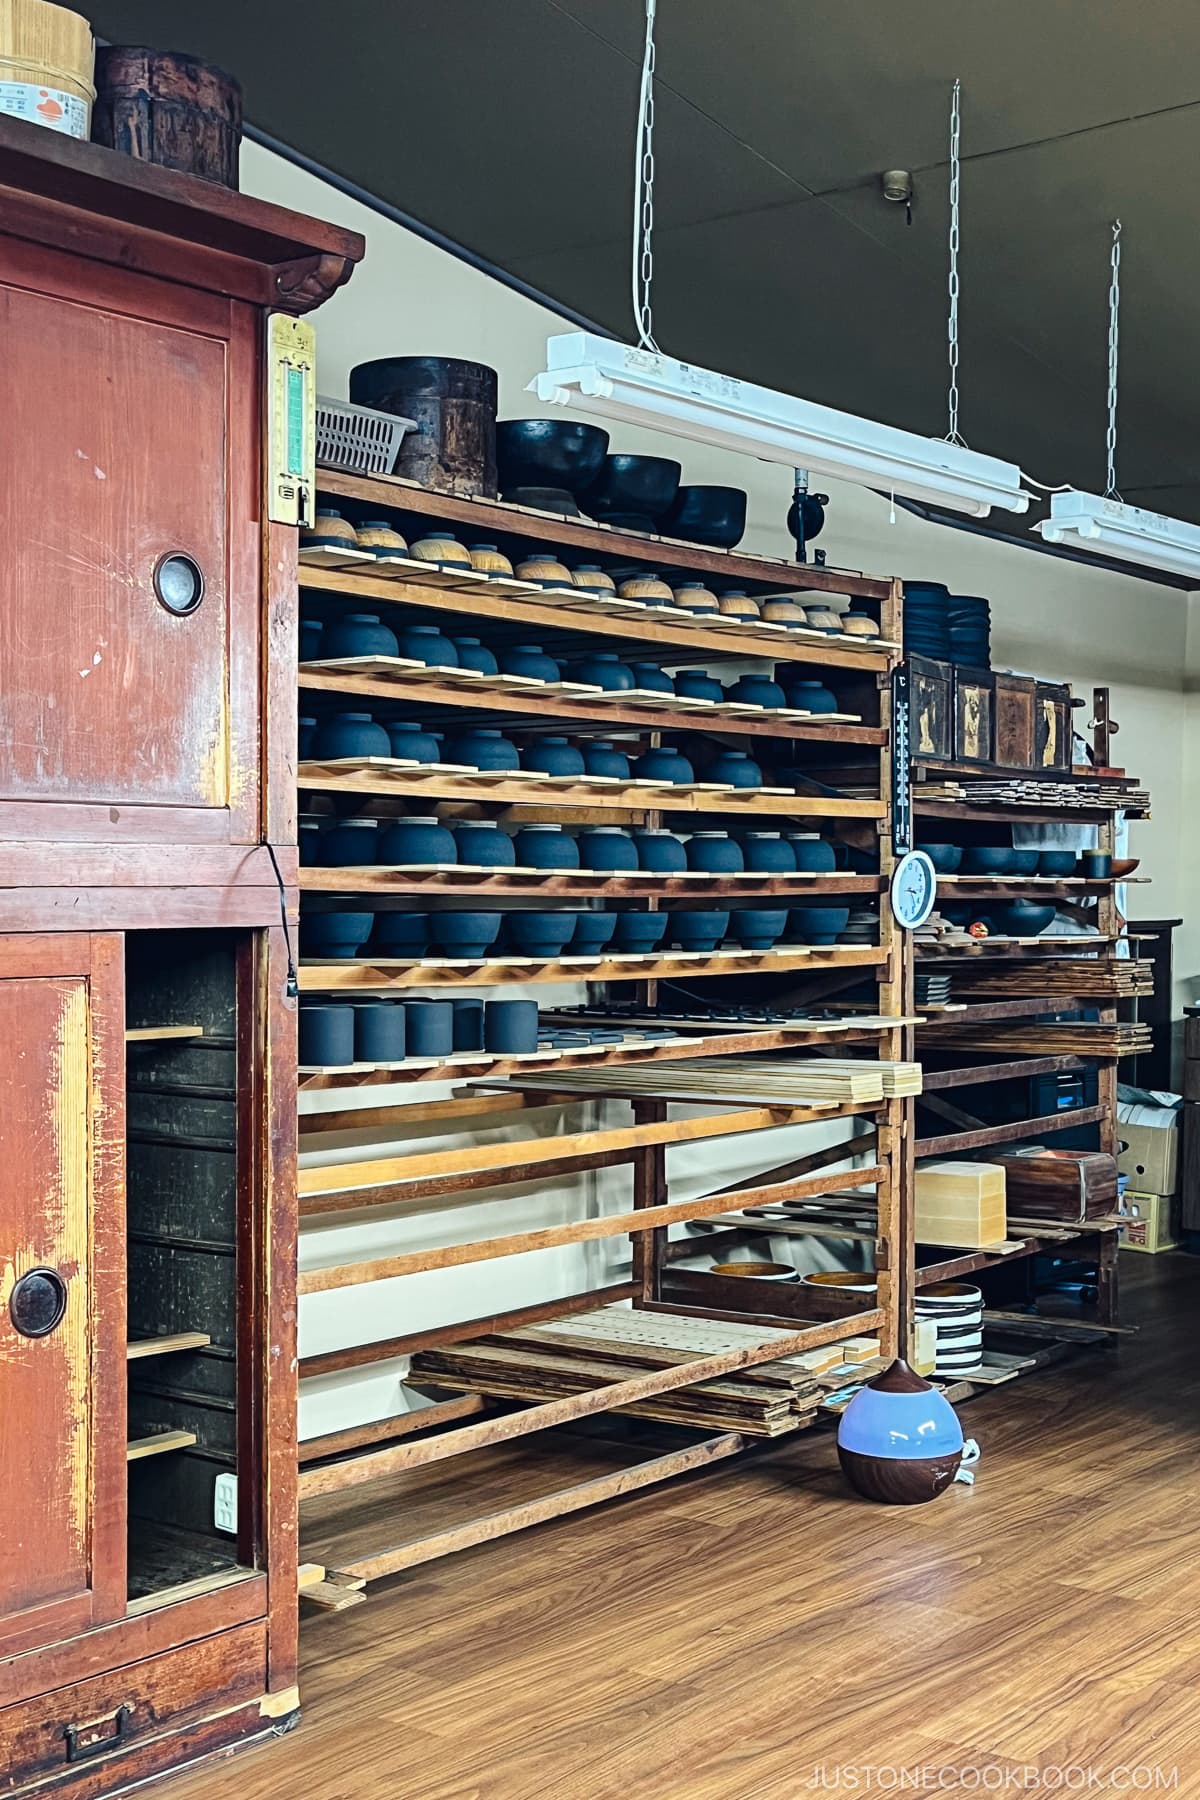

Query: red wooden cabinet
0;118;361;1800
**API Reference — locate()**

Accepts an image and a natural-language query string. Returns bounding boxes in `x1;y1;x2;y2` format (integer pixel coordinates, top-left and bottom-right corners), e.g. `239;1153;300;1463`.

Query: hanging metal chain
946;77;966;446
1105;220;1122;500
632;0;660;351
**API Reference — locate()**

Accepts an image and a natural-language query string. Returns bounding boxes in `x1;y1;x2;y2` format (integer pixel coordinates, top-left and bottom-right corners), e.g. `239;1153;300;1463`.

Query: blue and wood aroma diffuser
836;1250;964;1504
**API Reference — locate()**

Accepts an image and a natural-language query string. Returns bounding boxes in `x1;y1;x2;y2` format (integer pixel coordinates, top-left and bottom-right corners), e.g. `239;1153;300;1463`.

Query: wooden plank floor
163;1256;1200;1799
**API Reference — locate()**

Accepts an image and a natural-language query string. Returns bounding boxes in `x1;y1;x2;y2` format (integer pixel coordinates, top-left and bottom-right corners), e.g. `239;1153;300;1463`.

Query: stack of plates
948;593;991;668
914;973;952;1007
916;1282;985;1375
838;906;880;945
903;581;953;661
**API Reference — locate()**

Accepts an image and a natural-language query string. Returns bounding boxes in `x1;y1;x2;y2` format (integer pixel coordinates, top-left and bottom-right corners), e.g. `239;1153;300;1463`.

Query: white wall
242;143;1192;1435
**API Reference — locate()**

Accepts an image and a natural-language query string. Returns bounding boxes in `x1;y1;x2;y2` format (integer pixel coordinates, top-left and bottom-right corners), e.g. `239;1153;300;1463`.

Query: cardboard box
1117;1107;1179;1196
1120;1190;1180;1254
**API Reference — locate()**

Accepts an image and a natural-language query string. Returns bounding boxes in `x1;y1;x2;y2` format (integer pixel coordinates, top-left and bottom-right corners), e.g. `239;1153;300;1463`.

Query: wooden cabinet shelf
300;867;884;900
126;1430;199;1462
313;466;894;604
298;760;884;820
126;1332;212;1361
125;1025;204;1044
300;943;884;993
298;664;885;745
300;564;893;672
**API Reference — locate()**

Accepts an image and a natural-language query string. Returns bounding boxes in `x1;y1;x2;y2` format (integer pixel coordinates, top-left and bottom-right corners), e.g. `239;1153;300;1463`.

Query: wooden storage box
995;1149;1118;1222
952;666;994;765
993;671;1037;769
909;655;953;761
1120;1191;1180;1253
915;1160;1007;1248
1035;680;1073;772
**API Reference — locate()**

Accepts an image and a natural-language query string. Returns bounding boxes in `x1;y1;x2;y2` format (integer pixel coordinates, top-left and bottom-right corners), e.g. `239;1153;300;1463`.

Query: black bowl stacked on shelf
902;581;953;661
903;581;991;668
947;593;991;667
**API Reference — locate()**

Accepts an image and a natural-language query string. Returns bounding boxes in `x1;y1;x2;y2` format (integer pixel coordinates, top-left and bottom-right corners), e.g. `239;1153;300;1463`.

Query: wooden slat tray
299;658;863;725
297;941;885;992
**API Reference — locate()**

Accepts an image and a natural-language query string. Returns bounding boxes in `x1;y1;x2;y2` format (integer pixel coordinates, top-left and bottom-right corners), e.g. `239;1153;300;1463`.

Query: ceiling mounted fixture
1036;492;1200;582
529;332;1030;517
531;71;1027;518
1034;221;1200;584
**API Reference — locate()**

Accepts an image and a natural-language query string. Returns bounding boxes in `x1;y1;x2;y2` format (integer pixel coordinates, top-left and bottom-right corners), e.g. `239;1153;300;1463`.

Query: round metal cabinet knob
153;553;205;616
10;1268;68;1337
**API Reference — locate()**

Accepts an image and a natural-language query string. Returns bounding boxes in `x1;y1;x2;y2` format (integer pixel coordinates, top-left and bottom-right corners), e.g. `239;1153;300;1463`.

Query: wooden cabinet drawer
0;1619;267;1796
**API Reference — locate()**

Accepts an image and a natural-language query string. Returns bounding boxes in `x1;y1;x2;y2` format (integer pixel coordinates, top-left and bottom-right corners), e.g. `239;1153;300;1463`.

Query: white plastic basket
315;396;415;476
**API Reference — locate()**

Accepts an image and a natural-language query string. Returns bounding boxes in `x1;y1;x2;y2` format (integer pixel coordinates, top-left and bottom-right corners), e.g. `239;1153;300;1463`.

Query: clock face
890;850;937;930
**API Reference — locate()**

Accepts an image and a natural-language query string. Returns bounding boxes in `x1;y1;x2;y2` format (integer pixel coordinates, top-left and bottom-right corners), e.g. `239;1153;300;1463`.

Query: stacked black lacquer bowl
903;581;991;668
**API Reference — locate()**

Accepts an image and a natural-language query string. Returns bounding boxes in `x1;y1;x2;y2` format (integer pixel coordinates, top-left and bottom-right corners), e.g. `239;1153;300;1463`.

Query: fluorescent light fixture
1035;490;1200;584
529;331;1030;518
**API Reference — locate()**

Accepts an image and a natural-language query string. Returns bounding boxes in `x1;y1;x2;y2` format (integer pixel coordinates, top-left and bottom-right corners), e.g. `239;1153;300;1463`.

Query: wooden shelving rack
908;745;1151;1323
294;473;916;1583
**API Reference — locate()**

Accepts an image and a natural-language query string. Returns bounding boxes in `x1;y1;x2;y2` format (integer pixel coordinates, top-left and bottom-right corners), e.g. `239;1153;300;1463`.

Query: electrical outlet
213;1472;238;1535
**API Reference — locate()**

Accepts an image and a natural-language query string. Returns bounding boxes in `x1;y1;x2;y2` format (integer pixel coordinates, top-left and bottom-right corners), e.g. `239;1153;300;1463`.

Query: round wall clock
889;850;937;930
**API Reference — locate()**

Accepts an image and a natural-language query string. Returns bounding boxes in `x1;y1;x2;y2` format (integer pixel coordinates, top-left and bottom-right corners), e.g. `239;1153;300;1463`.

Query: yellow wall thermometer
267;313;317;527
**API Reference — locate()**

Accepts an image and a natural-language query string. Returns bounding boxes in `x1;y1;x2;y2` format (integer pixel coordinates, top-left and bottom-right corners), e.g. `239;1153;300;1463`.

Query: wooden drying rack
293;472;915;1590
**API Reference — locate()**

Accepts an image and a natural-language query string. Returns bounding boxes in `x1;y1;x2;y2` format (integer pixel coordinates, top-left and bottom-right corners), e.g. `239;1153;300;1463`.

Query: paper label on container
0;82;89;138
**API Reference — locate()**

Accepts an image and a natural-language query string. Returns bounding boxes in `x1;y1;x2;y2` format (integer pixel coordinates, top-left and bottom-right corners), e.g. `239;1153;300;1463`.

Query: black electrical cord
264;841;299;999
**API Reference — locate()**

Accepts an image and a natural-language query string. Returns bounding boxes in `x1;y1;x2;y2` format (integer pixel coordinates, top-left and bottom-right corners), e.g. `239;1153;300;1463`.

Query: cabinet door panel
0;283;227;808
0;239;262;848
0;936;125;1651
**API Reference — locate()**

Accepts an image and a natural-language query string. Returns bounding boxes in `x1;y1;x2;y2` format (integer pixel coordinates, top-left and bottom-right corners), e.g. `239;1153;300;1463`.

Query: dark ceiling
84;0;1200;519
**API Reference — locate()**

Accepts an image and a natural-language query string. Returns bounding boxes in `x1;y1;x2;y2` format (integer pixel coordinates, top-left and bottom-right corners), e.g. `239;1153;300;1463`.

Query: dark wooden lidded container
350;354;499;497
908;655;953;761
1035;679;1074;772
93;47;242;188
995;1150;1118;1222
952;665;995;766
992;670;1038;769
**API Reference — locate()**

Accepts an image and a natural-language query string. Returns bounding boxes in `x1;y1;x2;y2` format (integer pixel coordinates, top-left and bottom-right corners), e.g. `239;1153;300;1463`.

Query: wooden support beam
299;1089;537;1138
297;1309;875;1495
298;1163;887;1295
325;1433;746;1583
301;1145;638;1217
298;1395;488;1477
298;1283;640;1379
915;1106;1106;1159
298;1102;843;1202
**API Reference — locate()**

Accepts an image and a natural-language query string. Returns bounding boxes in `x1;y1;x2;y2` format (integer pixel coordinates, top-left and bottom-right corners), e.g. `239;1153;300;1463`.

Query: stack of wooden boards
409;1307;829;1437
954;960;1154;1001
917;1019;1151;1059
481;1058;922;1107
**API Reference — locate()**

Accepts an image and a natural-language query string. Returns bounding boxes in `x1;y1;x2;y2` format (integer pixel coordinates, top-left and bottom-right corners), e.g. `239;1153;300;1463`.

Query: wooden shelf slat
125;1025;204;1044
298;1158;888;1286
299;1282;640;1380
914;1105;1106;1159
298;944;884;993
314;466;895;603
126;1332;211;1361
299;867;885;900
296;760;885;820
298;664;885;746
298;566;892;672
126;1430;198;1461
